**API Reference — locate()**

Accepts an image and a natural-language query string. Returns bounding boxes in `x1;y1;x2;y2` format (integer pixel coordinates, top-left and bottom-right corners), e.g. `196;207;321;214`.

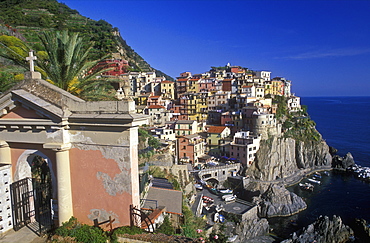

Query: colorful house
173;120;198;136
206;126;231;156
160;80;175;99
229;131;261;167
177;133;205;164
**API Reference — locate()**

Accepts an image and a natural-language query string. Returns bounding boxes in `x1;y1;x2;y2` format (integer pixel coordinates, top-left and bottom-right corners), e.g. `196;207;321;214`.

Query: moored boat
299;182;314;191
308;178;321;184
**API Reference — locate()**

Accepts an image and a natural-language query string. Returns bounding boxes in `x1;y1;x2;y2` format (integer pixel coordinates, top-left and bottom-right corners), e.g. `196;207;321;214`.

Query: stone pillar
128;127;140;209
0;140;11;164
44;143;73;226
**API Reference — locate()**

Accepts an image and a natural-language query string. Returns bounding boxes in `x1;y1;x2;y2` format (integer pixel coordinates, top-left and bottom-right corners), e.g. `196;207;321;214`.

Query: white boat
194;184;203;190
308;178;321;184
215;204;223;212
214;212;219;223
299;182;314;191
222;194;236;201
219;189;233;194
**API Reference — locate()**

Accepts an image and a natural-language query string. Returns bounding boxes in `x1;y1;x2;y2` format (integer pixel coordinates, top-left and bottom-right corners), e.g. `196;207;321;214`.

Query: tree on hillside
0;35;31;70
36;30;111;94
0;72;17;93
0;31;116;100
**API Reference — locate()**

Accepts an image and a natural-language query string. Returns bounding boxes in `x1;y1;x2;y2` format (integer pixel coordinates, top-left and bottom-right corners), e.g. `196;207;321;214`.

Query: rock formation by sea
281;215;353;243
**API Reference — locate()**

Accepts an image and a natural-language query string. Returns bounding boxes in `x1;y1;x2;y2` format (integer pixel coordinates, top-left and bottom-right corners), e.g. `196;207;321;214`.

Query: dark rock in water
329;146;338;155
332;152;355;170
281;215;353;243
256;183;307;218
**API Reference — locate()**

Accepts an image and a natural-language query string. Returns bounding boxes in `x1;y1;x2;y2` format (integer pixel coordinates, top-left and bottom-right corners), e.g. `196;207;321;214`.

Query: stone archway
13;150;56;230
14;150;57;198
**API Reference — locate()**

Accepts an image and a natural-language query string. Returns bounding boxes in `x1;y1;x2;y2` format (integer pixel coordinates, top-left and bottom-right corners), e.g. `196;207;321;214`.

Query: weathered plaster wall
69;127;140;228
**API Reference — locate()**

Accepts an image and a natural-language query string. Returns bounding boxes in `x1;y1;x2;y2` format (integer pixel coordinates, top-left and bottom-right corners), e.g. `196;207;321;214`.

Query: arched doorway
11;150;55;232
31;155;53;230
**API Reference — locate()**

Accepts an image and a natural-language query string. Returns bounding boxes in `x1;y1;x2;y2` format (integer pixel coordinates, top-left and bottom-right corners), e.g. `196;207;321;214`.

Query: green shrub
111;226;144;242
156;216;175;235
54;217;108;243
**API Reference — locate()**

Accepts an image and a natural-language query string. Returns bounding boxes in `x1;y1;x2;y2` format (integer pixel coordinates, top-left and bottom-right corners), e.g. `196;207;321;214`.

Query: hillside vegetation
0;0;172;80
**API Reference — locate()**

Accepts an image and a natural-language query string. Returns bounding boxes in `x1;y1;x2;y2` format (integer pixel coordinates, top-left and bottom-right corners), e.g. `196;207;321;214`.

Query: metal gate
10;177;53;234
10;178;33;231
33;181;53;234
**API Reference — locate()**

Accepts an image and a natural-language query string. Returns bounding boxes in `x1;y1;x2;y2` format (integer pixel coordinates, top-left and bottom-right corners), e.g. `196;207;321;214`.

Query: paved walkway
0;222;46;243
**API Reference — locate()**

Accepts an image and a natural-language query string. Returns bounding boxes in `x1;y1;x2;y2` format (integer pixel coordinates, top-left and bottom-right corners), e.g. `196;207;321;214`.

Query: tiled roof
161;80;174;83
208;126;227;133
148;105;165;109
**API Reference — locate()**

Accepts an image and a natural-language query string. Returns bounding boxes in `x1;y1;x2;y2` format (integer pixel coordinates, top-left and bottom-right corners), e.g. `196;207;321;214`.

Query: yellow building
160;80;175;99
187;78;199;93
195;93;208;123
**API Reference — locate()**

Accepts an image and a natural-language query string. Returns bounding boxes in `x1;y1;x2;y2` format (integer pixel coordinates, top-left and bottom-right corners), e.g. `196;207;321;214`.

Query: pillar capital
0;140;9;148
43;143;71;152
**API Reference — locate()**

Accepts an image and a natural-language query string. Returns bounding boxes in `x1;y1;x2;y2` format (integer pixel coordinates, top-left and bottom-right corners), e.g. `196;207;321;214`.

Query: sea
268;96;370;239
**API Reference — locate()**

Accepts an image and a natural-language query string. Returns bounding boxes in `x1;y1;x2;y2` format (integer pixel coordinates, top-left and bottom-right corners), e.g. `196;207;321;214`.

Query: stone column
0;140;11;164
44;143;73;226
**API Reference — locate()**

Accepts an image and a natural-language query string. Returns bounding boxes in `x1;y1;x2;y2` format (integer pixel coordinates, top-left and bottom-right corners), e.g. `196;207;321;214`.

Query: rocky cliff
242;136;331;218
246;137;332;182
281;215;353;243
256;183;307;218
332;152;355;170
235;212;270;242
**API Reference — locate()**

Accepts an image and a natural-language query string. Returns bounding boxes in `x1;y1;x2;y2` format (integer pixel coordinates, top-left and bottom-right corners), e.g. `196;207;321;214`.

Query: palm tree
37;30;115;99
0;31;116;100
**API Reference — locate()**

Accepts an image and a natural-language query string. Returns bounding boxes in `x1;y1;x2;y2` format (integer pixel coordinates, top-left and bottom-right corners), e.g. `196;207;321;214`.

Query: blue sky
60;0;370;97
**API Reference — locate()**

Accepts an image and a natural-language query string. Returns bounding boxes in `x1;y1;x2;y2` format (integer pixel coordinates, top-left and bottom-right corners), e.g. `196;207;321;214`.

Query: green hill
0;0;172;80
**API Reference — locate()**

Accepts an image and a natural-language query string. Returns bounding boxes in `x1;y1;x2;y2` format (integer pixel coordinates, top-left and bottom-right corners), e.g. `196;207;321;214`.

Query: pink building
229;131;261;167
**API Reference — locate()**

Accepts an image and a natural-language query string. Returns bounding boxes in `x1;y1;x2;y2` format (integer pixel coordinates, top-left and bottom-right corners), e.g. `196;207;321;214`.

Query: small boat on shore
313;173;322;179
308;178;321;184
218;188;233;194
222;194;236;202
323;171;330;176
299;182;314;191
